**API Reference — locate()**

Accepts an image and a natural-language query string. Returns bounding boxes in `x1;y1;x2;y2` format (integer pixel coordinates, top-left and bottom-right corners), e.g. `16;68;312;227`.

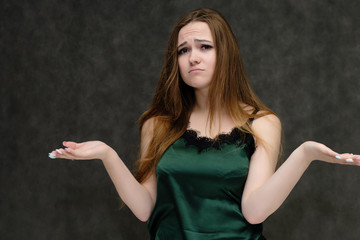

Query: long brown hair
135;8;274;183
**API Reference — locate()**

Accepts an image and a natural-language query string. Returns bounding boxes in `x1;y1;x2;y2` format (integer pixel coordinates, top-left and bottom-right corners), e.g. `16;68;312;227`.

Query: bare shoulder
253;111;281;128
252;112;282;146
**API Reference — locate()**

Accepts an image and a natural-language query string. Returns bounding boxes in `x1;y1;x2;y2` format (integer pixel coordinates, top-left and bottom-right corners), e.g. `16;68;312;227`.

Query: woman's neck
191;92;234;138
193;88;210;112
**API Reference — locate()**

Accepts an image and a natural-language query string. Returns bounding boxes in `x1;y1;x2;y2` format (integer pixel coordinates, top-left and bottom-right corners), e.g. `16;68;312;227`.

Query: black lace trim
182;127;253;153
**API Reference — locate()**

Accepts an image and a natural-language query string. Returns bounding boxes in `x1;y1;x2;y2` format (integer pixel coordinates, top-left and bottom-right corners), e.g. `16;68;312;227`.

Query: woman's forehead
178;22;213;45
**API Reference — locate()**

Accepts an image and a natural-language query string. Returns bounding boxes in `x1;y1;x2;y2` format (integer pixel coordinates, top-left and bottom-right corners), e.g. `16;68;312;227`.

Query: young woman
49;8;359;240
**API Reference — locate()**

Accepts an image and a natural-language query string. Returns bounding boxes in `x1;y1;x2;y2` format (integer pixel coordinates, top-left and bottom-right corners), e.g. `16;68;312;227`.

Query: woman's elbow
243;210;268;225
134;207;153;222
138;214;150;222
245;216;264;225
135;209;152;222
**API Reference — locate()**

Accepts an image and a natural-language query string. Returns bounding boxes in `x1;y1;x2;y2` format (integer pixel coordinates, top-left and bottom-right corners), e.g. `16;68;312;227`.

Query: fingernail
48;153;56;159
350;153;354;155
335;155;341;160
345;159;354;163
56;149;63;154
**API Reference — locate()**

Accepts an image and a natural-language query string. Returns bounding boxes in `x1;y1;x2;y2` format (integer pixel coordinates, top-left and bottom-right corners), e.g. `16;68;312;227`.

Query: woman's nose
189;51;200;65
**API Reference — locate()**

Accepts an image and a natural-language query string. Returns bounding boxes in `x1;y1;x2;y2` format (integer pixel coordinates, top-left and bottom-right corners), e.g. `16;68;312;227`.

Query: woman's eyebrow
177;39;213;49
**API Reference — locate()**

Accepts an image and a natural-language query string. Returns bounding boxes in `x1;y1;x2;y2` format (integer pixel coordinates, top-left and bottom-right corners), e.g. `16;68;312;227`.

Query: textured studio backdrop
1;0;359;239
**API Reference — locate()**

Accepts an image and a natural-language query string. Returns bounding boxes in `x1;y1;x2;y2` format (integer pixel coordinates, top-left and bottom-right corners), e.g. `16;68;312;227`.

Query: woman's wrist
101;145;118;163
299;141;321;165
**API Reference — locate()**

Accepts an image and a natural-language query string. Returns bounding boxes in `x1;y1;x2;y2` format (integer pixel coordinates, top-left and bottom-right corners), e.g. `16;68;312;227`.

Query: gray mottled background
1;0;359;239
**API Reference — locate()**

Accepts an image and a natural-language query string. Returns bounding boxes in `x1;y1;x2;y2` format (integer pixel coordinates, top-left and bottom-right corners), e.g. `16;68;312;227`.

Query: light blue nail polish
335;155;341;160
49;153;56;159
346;159;354;163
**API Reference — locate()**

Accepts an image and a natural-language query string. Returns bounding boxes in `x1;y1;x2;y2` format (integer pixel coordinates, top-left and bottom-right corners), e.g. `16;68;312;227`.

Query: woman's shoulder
241;103;279;122
240;101;281;134
251;111;281;144
253;111;281;127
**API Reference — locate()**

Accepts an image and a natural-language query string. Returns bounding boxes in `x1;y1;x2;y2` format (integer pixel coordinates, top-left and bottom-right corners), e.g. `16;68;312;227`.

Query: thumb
63;141;78;149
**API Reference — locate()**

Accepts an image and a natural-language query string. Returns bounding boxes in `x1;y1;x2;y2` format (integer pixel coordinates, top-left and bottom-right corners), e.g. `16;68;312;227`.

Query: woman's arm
49;118;157;222
100;147;156;222
241;114;359;224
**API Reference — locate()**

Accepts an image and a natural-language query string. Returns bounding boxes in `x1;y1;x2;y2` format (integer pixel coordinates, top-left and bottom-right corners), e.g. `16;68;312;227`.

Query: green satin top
147;127;265;240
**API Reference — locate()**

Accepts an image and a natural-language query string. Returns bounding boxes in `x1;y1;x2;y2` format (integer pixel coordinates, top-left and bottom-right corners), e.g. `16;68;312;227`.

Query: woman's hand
301;141;360;166
48;141;113;161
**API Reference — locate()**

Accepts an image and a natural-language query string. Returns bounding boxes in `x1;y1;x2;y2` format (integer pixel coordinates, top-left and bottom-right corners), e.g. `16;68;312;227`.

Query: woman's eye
201;45;213;50
178;48;188;55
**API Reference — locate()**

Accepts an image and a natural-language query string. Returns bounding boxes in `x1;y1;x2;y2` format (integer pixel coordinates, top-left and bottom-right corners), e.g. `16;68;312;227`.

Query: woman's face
177;21;216;92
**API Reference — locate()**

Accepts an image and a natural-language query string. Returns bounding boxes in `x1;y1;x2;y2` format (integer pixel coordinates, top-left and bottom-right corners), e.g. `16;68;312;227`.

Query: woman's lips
188;68;204;73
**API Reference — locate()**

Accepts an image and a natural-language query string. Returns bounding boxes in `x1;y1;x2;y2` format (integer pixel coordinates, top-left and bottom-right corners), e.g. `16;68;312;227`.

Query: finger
348;154;360;165
63;141;79;149
335;153;360;165
344;154;355;163
48;151;57;159
356;156;360;166
49;150;63;159
343;153;356;163
49;149;75;160
55;149;63;155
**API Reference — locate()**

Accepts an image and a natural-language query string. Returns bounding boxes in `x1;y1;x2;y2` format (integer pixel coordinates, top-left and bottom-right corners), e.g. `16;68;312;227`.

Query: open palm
49;141;112;161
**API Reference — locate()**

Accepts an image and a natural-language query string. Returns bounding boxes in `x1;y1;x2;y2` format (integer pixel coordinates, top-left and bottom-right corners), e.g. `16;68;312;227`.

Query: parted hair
135;8;274;183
